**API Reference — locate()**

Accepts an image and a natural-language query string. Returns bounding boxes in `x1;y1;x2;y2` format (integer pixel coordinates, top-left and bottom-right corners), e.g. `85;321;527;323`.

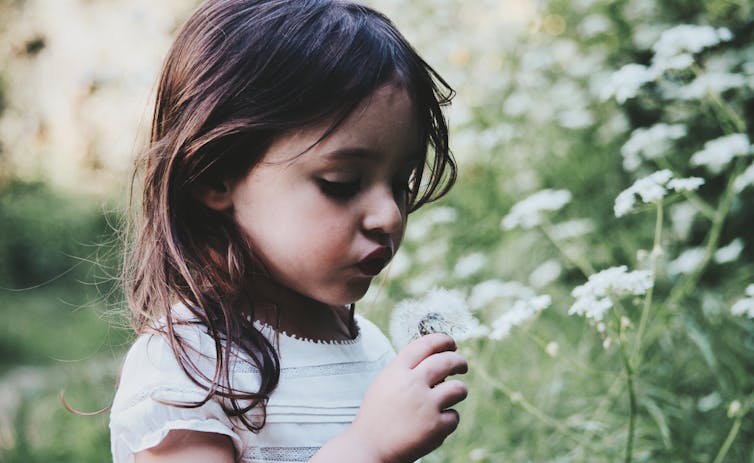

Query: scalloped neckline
253;317;362;346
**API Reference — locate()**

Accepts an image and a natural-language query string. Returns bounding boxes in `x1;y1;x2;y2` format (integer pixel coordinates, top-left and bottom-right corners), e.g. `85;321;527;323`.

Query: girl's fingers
395;333;457;369
432;379;468;410
414;351;468;386
438;409;461;435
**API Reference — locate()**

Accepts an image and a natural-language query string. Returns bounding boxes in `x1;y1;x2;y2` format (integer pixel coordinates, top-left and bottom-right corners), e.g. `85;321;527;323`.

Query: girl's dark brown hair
124;0;456;432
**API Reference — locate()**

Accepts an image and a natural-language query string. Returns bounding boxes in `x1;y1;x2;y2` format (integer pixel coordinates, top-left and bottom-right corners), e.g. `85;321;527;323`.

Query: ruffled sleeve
109;325;246;463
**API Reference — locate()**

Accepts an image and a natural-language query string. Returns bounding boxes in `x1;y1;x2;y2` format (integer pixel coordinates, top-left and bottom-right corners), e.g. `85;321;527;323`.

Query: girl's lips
357;246;393;276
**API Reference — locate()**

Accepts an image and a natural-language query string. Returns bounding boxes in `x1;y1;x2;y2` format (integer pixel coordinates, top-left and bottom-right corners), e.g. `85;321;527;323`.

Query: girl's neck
250;274;357;342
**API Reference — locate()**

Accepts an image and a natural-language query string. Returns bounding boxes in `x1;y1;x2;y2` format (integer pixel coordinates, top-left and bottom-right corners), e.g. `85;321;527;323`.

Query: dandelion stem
539;218;595;277
632;202;662;362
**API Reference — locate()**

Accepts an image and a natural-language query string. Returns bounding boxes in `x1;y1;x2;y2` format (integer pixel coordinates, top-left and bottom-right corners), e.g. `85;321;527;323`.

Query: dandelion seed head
389;288;487;349
501;189;572;230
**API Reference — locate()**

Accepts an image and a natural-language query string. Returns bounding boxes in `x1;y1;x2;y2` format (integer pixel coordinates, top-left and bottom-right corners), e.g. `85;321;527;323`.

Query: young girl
110;1;467;462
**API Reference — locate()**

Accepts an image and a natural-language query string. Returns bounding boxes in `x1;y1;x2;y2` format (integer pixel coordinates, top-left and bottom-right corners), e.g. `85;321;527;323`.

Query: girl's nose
362;186;405;236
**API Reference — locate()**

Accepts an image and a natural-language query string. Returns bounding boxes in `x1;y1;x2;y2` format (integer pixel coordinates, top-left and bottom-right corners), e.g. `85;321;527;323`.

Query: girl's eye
318;179;361;200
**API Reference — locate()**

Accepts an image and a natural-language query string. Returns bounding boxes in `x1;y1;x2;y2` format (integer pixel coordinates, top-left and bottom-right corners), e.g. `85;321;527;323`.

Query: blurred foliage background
1;0;753;462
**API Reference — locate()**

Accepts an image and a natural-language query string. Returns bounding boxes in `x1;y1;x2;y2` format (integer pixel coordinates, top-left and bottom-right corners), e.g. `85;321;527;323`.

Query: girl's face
229;84;420;306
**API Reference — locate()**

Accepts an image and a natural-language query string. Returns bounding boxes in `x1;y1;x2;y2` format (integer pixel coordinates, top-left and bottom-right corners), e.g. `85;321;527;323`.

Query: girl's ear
193;179;234;211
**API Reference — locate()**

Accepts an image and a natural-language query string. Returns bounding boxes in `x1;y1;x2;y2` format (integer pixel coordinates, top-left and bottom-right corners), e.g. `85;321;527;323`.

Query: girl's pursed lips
357;246;393;276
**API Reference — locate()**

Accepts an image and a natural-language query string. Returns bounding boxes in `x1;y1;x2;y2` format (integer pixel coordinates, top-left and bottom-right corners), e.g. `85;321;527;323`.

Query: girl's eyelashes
318;178;361;200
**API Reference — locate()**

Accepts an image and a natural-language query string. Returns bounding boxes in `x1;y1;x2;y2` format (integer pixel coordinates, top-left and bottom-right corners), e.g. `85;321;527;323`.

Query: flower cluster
601;24;734;103
614;170;704;217
690;134;752;174
569;266;654;321
621;123;687;171
652;25;732;73
389;287;487;349
489;295;552;340
731;285;754;318
501;189;572;230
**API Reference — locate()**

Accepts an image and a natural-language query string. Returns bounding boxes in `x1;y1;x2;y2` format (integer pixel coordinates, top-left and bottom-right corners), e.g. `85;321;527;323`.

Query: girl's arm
134;429;235;463
133;333;467;463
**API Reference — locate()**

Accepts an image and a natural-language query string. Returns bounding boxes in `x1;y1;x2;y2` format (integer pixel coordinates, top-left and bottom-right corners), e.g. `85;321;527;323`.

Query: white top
110;308;396;463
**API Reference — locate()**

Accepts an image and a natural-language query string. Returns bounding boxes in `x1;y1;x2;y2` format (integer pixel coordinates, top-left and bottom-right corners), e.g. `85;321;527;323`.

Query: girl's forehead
262;85;421;167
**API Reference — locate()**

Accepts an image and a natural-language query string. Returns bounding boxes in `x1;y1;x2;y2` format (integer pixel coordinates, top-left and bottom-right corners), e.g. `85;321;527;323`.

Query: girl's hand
348;333;469;463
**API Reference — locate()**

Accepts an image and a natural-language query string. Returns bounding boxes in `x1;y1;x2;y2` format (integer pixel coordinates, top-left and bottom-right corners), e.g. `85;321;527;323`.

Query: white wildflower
551;218;595;240
728;400;743;418
387;251;411;278
545;341;560;357
601;63;657;103
734;162;754;193
697;392;722;412
468;279;536;310
731;284;754;319
469;448;488;461
670;202;697;240
489;295;551;340
529;259;563;288
453;252;488;278
558;107;595;129
690;134;752;174
405;206;458;241
569;266;653;321
652;25;733;72
614;170;673;217
714;239;744;264
668;247;706;276
501;189;572;230
389;288;487;349
679;72;747;100
620;123;687;171
667;177;705;192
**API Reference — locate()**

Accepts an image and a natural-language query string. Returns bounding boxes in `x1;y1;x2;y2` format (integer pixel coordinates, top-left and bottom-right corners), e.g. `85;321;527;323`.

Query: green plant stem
632;202;662;363
664;159;744;310
617;339;637;463
539;218;595;277
712;396;753;463
475;368;597;451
